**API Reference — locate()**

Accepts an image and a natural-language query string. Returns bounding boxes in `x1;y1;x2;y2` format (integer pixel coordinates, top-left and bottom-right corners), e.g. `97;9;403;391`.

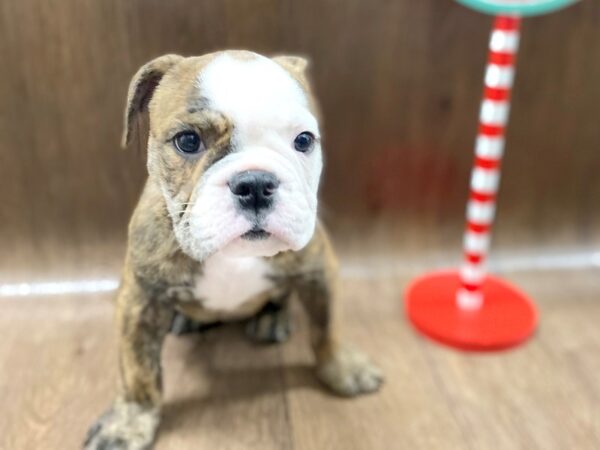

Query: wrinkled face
145;52;322;261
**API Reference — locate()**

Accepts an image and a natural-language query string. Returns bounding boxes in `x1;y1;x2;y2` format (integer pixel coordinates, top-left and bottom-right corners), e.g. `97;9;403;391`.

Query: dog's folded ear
272;55;309;78
122;54;184;148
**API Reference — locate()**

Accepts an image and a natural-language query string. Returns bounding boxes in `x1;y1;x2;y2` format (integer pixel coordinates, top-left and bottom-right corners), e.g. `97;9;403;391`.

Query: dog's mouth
241;227;271;241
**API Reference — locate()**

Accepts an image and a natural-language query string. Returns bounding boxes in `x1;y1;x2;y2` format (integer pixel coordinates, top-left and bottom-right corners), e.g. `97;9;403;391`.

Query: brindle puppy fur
84;52;383;450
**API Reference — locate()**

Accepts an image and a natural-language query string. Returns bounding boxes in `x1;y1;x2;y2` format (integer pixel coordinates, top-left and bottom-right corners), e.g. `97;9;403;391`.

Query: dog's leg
84;276;174;450
296;243;384;397
245;291;292;344
170;312;222;336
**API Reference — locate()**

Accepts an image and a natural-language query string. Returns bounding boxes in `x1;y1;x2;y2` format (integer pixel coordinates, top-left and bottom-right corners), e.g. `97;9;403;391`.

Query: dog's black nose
229;170;280;213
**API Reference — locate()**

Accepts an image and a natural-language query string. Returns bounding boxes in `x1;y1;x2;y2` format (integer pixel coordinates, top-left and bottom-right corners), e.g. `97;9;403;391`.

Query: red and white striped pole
405;14;537;351
457;15;521;310
405;1;577;351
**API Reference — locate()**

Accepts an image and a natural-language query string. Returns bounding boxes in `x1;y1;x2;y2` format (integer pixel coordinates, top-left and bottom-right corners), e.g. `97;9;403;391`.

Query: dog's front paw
245;302;291;344
316;346;384;397
83;401;159;450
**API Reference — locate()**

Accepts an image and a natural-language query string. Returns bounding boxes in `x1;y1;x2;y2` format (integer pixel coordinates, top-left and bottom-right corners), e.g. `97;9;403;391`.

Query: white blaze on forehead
197;53;316;139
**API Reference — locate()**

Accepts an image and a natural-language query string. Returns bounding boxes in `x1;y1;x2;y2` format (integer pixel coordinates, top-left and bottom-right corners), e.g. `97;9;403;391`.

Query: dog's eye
293;132;315;153
174;131;203;154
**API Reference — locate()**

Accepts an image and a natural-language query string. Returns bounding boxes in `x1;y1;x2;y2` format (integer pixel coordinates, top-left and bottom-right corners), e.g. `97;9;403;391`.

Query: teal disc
457;0;579;16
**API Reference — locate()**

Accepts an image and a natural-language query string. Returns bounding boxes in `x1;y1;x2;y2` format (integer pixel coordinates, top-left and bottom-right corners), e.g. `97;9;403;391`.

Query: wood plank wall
0;0;598;269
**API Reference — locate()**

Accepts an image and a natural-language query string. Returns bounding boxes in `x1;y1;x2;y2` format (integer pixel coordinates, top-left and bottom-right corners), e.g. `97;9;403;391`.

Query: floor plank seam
418;338;476;450
278;346;296;450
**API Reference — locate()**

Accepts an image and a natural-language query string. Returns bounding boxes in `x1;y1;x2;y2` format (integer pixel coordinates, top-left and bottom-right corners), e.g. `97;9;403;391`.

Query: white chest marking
193;253;273;311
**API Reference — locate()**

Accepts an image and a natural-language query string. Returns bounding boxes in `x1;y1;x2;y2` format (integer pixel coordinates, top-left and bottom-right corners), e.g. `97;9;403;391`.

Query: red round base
405;271;537;351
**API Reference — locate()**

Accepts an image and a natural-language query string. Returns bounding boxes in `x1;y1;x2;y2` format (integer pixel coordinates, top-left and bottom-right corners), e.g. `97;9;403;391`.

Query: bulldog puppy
84;51;383;450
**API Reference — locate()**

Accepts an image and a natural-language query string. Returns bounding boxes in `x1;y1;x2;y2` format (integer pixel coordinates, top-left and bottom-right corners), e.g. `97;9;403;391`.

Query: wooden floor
1;262;599;450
